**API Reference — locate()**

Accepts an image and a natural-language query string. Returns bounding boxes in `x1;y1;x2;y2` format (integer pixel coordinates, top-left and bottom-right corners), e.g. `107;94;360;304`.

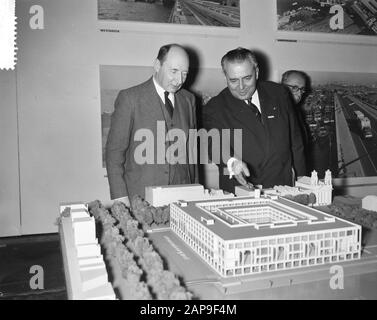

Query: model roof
173;196;358;241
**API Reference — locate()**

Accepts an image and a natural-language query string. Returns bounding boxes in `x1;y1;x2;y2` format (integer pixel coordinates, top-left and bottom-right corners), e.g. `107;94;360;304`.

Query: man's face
223;60;259;100
283;74;306;104
154;47;189;93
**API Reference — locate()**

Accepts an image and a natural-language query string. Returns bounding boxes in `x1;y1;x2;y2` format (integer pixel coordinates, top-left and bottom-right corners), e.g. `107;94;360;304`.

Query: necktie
247;98;261;122
164;91;174;118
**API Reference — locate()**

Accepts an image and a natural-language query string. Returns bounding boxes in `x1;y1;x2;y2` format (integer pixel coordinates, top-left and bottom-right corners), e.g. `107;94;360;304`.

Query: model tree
106;201;192;300
133;235;153;257
146;207;157;226
283;194;294;201
88;200;152;300
112;201;132;224
328;202;377;229
308;193;317;207
161;206;170;225
153;207;163;225
130;195;171;228
293;194;310;205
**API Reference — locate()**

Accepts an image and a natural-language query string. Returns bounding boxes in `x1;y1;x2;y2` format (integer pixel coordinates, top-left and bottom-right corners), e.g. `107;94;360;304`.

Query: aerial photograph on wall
287;71;377;178
98;0;240;27
277;0;377;35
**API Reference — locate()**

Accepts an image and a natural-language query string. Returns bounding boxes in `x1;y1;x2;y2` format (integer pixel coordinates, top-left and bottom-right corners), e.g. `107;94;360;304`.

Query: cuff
227;157;238;179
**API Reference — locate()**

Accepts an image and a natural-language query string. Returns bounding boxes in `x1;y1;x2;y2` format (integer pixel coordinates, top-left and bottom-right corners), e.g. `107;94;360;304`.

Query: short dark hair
156;43;186;65
281;70;307;83
221;47;258;72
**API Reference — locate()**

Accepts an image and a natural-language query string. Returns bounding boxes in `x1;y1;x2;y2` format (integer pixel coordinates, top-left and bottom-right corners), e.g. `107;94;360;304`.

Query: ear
153;59;161;73
255;67;259;80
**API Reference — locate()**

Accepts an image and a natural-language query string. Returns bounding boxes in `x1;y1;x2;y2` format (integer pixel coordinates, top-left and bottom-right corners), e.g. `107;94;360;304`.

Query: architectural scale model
169;192;361;278
235;170;333;206
145;183;234;207
362;195;377;212
59;203;116;300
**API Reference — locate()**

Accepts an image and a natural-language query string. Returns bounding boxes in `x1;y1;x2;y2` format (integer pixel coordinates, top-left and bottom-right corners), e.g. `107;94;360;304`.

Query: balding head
154;44;189;93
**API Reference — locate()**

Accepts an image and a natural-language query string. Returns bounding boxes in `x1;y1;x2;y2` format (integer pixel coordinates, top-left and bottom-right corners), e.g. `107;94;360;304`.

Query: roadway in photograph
173;0;240;27
338;94;377;176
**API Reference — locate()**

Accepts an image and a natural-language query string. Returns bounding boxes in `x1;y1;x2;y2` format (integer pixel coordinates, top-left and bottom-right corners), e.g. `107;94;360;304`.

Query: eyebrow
229;75;253;80
171;68;188;72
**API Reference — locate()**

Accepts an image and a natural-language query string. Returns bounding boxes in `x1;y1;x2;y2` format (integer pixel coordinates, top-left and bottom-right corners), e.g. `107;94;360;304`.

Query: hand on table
228;158;254;189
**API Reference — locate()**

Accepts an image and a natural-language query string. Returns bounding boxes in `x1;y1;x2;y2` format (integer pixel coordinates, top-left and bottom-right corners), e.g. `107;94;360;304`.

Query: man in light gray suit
106;44;198;206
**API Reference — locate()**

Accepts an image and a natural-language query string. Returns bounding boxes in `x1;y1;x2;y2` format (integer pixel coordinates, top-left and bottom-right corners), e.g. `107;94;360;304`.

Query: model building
362;195;377;212
145;183;234;207
236;170;333;207
169;193;361;278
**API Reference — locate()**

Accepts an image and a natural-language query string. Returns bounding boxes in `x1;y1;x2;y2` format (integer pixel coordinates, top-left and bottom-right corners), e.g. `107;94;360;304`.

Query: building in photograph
170;195;361;278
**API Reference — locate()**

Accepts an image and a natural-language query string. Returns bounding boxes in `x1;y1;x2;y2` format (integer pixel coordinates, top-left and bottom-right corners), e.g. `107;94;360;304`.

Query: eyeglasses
286;84;306;94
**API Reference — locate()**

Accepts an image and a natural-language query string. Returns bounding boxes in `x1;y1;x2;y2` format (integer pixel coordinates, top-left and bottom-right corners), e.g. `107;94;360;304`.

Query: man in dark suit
281;70;310;144
282;70;312;173
106;44;198;206
202;47;306;193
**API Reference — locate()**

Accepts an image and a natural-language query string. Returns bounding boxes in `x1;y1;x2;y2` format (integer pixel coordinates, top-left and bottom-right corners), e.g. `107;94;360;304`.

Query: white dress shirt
153;77;175;107
244;89;261;113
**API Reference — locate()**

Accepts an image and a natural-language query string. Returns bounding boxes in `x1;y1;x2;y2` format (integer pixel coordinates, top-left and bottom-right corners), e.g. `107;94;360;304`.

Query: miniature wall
1;0;376;235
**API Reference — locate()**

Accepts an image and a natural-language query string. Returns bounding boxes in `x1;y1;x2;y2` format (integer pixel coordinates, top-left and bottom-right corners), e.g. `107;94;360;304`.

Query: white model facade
362;195;377;212
235;170;333;206
295;170;333;206
59;203;116;299
145;184;234;207
170;195;361;278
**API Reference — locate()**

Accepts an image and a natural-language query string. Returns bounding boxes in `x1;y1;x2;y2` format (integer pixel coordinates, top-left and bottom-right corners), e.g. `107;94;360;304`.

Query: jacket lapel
257;82;278;168
174;92;190;133
224;89;260;134
258;83;276;124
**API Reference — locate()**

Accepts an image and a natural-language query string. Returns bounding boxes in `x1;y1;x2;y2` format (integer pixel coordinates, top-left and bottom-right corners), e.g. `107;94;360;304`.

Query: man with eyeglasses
282;70;311;173
281;70;307;104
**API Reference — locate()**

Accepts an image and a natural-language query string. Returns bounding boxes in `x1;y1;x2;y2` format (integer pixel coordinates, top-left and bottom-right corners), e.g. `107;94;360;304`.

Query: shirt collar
245;90;261;113
153;76;175;107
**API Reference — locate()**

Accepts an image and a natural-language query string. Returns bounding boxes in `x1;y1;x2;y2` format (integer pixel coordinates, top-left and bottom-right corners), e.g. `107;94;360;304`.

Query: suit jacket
106;77;198;200
202;80;306;193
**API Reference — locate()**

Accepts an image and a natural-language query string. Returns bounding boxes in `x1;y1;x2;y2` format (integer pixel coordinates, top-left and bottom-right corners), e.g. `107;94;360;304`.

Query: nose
239;80;244;90
175;73;183;85
294;92;302;103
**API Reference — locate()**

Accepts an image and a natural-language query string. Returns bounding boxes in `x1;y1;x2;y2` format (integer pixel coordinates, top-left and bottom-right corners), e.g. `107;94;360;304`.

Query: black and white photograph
2;0;377;302
277;0;377;35
283;70;377;179
100;65;226;167
98;0;240;27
